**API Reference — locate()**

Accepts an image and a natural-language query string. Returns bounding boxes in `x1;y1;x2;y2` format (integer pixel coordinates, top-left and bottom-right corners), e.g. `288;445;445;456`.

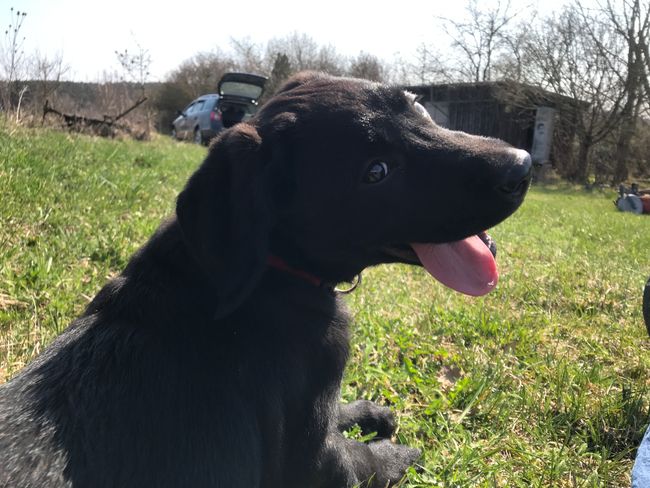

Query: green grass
0;124;205;374
2;125;650;486
345;185;650;486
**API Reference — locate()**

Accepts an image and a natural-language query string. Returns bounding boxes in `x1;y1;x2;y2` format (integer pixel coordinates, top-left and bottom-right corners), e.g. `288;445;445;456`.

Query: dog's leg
338;400;396;439
318;432;421;487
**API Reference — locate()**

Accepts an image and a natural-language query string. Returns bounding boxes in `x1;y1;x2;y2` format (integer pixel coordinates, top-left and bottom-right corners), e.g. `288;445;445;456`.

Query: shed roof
403;80;580;109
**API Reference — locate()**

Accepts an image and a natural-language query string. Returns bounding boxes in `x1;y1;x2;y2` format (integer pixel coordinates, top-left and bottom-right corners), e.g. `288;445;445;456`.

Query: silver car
172;73;267;145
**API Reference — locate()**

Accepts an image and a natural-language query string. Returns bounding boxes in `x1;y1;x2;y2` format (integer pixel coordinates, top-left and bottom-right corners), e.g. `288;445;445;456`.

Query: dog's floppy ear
176;124;273;319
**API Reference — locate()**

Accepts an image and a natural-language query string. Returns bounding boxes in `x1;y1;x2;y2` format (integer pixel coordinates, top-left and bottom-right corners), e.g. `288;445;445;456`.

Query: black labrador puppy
0;72;531;487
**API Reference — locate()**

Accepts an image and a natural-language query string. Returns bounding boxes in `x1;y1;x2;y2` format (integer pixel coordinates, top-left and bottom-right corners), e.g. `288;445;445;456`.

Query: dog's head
177;72;531;317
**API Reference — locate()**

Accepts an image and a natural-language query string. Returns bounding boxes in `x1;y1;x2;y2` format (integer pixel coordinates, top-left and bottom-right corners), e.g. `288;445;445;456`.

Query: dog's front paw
368;439;421;486
339;400;397;439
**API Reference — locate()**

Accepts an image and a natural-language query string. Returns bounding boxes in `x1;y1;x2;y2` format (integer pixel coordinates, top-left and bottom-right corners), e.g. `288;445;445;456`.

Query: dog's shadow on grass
577;385;649;460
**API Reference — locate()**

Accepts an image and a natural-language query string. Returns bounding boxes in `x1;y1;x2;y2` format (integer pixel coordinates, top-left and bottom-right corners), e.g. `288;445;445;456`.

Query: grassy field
1;124;650;486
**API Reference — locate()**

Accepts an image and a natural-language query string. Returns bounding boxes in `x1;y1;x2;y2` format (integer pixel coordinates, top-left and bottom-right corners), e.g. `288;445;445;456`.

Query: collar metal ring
335;274;362;294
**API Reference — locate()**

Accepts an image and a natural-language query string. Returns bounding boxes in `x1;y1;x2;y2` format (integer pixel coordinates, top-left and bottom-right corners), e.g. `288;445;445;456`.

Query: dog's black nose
498;149;532;200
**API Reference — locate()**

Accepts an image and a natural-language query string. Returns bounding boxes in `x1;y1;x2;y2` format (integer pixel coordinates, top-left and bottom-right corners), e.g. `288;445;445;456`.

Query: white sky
2;0;572;82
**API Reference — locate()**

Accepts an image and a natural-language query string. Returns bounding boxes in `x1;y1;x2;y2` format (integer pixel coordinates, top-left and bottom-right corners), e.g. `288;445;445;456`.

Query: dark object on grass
643;278;650;334
43;98;148;139
0;72;531;487
615;184;650;214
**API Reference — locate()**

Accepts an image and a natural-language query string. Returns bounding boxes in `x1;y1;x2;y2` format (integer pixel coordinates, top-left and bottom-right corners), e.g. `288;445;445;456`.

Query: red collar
266;255;324;287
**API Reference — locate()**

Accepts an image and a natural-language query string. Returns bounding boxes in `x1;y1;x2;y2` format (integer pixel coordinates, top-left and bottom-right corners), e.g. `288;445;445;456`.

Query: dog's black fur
0;72;530;487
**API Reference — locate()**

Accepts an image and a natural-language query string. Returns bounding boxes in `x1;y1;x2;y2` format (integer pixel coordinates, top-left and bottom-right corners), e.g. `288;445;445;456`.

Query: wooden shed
403;81;576;165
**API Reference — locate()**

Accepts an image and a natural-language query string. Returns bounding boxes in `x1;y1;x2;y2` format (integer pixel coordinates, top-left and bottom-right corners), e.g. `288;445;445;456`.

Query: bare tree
348;52;386;82
406;43;448;84
640;9;650;99
94;70;132;118
169;50;236;99
115;38;151;99
31;50;68;117
0;7;27;112
264;33;345;75
230;37;264;74
523;6;628;182
494;22;534;82
584;0;650;183
439;0;524;82
113;38;154;136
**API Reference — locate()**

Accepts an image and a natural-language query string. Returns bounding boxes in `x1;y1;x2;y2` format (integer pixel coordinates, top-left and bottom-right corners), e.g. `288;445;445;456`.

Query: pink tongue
410;236;498;296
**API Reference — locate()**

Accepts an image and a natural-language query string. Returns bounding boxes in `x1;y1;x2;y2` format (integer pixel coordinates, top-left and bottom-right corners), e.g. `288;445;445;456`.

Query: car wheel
194;128;203;145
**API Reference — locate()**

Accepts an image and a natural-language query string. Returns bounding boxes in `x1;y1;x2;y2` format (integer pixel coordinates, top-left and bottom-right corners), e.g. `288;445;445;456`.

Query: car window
185;103;195;115
194;100;205;112
220;81;264;100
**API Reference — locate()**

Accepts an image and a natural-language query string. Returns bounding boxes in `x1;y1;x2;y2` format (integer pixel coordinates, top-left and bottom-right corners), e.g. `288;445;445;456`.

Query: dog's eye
364;161;389;183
